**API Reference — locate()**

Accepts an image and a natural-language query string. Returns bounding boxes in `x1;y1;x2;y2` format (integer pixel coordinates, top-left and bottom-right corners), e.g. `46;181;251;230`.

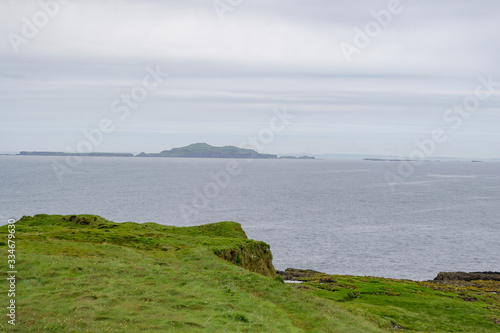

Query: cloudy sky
1;0;499;158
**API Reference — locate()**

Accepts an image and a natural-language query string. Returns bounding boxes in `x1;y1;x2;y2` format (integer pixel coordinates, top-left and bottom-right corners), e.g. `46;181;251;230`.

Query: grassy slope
0;215;382;333
281;269;500;332
1;215;498;332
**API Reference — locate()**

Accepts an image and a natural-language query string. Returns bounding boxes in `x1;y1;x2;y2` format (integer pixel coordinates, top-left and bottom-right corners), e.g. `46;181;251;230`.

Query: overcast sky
1;0;499;158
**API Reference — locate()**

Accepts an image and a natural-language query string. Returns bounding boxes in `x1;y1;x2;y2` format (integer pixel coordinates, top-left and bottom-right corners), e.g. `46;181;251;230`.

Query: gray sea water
1;155;498;280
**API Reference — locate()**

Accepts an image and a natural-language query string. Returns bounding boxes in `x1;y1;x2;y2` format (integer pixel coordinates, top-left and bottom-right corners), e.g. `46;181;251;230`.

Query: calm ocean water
1;155;499;280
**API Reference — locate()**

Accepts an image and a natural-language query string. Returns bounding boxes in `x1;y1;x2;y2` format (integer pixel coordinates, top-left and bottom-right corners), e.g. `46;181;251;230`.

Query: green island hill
1;215;499;332
136;143;278;158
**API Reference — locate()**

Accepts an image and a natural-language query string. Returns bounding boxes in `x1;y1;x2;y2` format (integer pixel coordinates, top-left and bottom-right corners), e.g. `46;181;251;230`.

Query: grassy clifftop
0;215;383;332
0;215;499;332
9;214;275;278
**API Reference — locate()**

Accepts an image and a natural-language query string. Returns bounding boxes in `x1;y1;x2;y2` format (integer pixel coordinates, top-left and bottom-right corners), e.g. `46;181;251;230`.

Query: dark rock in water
277;268;323;281
434;271;500;282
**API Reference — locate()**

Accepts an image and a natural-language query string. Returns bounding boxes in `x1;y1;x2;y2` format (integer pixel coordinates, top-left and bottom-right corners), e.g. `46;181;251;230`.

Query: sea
1;155;499;281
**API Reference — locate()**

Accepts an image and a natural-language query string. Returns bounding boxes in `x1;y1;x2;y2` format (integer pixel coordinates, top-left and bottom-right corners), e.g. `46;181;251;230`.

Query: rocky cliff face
213;241;276;278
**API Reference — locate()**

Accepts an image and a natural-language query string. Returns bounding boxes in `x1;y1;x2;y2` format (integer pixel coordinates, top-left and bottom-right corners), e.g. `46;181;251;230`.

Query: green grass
0;215;498;332
282;270;500;332
0;215;383;332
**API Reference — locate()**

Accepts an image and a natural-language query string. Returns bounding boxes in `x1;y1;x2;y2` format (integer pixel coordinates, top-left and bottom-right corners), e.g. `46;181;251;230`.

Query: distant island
10;150;496;161
19;151;134;157
363;158;483;163
17;143;316;159
279;155;315;160
136;143;278;159
364;158;422;162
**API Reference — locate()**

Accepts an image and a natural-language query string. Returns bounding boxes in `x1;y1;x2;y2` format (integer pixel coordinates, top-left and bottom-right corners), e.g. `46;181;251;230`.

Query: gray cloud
0;0;499;158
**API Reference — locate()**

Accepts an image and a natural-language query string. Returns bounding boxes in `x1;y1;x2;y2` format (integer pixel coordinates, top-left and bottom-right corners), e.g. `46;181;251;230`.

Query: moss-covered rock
213;241;276;278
